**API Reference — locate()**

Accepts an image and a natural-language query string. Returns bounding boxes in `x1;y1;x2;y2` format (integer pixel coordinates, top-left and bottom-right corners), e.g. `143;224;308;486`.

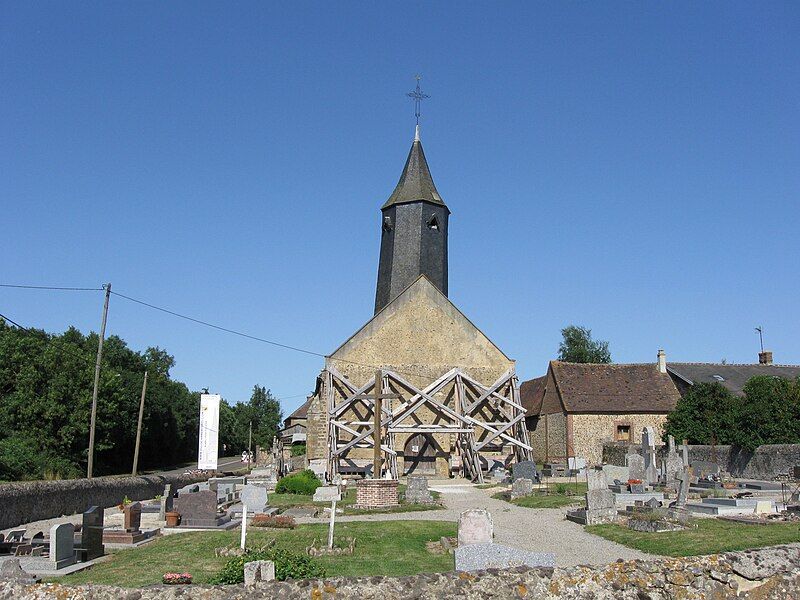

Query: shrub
209;548;325;584
251;514;297;529
275;469;321;495
291;443;306;457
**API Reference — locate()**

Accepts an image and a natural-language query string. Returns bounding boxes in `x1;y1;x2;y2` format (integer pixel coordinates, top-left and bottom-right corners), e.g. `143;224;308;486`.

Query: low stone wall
3;543;800;598
0;473;205;530
603;442;800;479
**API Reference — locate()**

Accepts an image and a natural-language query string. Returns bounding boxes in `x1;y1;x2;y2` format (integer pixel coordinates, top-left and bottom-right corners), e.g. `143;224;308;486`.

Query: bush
290;443;306;457
275;469;321;495
209;548;325;584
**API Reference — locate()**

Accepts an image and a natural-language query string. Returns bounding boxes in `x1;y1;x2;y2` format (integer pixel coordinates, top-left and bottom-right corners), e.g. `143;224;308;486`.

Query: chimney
657;349;667;374
759;351;773;365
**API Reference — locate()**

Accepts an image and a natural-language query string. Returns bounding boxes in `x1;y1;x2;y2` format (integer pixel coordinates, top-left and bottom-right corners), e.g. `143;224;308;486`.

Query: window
383;216;393;231
427;215;439;231
615;424;631;442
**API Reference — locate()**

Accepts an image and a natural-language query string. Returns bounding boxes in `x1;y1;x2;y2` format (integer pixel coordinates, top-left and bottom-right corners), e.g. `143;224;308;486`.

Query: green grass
491;481;587;509
269;485;443;515
57;520;456;587
587;518;800;557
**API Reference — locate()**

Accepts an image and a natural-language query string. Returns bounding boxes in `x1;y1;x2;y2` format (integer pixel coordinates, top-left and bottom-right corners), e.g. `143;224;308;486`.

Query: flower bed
162;572;192;585
251;514;297;529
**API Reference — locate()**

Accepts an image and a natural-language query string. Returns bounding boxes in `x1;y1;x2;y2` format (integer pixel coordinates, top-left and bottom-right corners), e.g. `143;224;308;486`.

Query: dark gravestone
512;461;540;483
629;483;645;494
174;490;230;528
81;506;104;561
124;502;142;533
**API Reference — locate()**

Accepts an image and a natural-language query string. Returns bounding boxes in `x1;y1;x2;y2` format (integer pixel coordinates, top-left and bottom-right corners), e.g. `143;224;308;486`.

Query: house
667;352;800;397
521;353;681;465
279;397;311;446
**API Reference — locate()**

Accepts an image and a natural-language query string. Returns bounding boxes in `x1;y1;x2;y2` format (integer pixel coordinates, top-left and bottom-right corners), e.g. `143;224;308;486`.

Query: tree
557;325;611;363
663;382;739;446
734;376;800;451
244;385;282;449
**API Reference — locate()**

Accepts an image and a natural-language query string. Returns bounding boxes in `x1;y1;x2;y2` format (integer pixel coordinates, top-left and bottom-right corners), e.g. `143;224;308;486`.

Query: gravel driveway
299;480;652;567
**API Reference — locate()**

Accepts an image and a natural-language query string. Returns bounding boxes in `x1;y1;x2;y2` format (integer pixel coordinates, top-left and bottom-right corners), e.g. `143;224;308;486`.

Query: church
305;119;532;482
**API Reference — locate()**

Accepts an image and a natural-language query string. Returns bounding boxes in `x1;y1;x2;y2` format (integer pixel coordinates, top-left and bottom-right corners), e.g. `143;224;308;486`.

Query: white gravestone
458;509;493;546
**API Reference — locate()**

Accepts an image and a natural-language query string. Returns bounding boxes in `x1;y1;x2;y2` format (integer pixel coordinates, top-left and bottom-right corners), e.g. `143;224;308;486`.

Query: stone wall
528;412;567;462
603;442;800;479
4;543;800;599
572;413;668;466
0;473;204;530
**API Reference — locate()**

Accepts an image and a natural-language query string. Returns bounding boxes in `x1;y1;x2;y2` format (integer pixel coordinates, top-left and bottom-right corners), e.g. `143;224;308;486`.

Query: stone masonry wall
0;473;204;530
603;442;800;479
572;413;668;466
4;543;800;599
528;412;567;463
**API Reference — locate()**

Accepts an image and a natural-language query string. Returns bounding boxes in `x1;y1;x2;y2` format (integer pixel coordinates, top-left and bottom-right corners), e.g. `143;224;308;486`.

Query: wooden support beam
373;369;382;479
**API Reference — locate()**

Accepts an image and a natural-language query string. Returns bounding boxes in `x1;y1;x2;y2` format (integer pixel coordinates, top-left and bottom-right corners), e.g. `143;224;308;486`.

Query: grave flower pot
165;511;181;527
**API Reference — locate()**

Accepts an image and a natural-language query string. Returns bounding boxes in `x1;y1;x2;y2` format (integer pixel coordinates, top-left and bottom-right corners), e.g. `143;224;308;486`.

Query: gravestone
602;464;630;483
676;467;689;508
691;460;720;480
174;490;231;528
177;484;199;496
681;441;689;468
629;482;645;494
50;523;76;569
510;478;534;500
159;484;174;520
81;506;104;561
0;558;39;583
312;485;341;503
241;484;269;513
642;427;658;484
626;453;645;481
308;459;328;482
244;559;275;585
458;509;493;546
664;437;683;491
455;543;555;572
567;457;587;474
405;476;434;504
584;489;617;525
124;502;142;533
587;467;608;491
512;460;540;483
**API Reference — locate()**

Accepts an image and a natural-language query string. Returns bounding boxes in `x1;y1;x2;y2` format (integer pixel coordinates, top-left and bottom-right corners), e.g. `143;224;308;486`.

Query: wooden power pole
373;370;382;479
87;283;111;479
131;370;149;476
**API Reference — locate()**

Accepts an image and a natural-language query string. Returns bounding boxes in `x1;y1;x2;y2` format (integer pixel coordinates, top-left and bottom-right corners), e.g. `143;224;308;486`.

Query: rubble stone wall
0;473;204;530
4;543;800;599
603;442;800;479
572;413;668;465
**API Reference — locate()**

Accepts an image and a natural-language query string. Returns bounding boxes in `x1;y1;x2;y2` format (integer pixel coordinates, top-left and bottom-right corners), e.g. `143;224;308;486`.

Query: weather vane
407;75;430;126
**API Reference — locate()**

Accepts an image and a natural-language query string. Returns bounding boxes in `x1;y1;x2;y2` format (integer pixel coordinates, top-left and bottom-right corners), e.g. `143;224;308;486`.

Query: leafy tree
733;376;800;451
557;325;611;363
663;382;739;445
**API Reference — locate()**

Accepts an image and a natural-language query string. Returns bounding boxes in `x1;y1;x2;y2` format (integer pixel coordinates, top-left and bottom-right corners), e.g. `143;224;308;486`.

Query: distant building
667;353;800;397
279;397;311;446
521;354;681;465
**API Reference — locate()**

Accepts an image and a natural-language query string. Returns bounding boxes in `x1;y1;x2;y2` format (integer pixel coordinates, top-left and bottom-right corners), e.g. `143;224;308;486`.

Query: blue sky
3;3;799;415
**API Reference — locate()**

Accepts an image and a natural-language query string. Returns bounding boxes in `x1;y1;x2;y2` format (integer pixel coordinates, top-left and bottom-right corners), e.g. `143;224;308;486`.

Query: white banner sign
198;393;221;470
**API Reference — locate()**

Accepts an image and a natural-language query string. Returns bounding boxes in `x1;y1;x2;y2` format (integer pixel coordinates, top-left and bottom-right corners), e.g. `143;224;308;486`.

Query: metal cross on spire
407;75;430;127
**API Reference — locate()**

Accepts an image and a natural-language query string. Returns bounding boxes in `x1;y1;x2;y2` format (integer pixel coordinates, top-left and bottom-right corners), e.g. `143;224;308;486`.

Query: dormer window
383;216;393;231
427;215;439;231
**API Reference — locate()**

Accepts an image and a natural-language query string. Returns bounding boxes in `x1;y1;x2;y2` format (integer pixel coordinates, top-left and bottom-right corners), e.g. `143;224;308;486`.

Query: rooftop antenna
755;326;764;353
406;75;429;141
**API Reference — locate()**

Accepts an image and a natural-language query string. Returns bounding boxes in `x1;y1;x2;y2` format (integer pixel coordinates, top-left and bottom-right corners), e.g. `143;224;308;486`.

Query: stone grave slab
510;478;533;500
241;484;269;513
602;464;630;483
173;490;232;528
312;485;341;503
512;460;540;483
405;476;435;504
244;559;276;584
458;509;493;546
626;454;645;481
24;523;76;571
79;506;104;561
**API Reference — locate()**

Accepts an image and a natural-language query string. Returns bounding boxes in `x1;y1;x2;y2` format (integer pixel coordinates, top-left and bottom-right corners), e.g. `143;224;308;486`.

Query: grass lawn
587;518;800;557
57;520;456;587
270;485;443;515
492;482;587;509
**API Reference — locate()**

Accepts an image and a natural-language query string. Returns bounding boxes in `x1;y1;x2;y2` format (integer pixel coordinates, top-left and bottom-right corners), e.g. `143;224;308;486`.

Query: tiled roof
285;397;312;422
667;363;800;397
550;361;681;414
520;375;546;415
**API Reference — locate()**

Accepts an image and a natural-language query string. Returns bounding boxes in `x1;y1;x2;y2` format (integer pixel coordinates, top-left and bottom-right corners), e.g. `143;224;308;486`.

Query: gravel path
299;480;653;567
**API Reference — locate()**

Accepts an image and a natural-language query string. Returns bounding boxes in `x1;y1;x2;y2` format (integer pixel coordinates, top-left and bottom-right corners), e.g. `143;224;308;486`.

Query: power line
0;283;103;291
0;312;32;331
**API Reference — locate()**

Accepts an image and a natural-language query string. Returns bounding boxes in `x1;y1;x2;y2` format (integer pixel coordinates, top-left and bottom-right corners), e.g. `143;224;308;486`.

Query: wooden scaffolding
323;365;533;483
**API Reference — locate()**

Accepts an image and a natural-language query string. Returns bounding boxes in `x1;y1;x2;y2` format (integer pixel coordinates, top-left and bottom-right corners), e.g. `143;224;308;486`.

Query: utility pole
248;420;253;469
131;370;149;476
87;283;111;479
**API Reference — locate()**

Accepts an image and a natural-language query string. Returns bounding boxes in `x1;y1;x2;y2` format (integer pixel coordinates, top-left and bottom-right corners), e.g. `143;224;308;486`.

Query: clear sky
3;3;799;415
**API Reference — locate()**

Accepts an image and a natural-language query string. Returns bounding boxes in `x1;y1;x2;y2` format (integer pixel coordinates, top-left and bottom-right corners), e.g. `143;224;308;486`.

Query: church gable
330;276;512;384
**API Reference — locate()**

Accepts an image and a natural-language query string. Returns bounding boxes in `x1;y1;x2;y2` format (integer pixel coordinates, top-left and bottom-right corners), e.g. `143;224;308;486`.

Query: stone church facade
305;126;531;480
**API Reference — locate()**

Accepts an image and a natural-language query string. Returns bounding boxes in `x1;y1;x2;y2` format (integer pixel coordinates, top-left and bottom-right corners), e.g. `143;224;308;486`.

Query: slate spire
375;128;450;313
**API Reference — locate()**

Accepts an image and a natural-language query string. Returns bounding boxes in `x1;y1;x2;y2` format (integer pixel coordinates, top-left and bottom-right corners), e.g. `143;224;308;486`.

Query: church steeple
374;126;450;314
